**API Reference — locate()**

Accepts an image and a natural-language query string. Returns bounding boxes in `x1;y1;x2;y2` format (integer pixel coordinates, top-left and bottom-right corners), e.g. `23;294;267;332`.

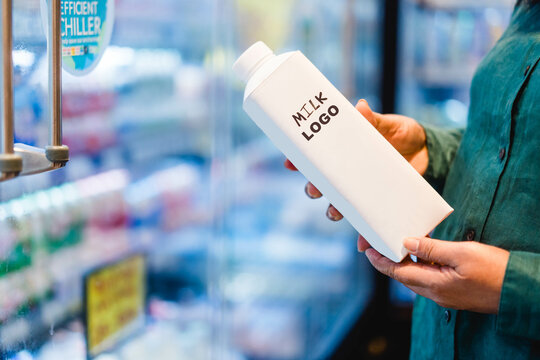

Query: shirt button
444;310;451;323
499;148;506;161
525;65;531;77
465;229;476;241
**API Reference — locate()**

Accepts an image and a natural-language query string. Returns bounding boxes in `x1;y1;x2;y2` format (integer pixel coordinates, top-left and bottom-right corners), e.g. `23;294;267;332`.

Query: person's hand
284;99;429;221
357;236;510;314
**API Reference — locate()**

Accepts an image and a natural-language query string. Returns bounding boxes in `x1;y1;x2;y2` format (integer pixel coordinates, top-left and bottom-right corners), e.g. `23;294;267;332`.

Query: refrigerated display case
2;0;215;358
1;0;385;359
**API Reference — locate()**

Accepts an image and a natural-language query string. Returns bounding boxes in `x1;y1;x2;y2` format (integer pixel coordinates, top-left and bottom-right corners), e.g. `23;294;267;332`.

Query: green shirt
410;2;540;359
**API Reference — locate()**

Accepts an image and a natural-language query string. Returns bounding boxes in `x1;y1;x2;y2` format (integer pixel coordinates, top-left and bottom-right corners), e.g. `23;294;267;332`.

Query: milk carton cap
233;41;274;83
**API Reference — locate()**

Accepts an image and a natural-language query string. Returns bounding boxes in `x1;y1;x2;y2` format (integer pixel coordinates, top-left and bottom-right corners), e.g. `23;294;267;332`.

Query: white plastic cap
233;41;275;83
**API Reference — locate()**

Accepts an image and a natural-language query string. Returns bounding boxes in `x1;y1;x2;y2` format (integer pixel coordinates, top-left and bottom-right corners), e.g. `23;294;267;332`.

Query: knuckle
384;267;395;280
421;240;435;260
387;266;401;282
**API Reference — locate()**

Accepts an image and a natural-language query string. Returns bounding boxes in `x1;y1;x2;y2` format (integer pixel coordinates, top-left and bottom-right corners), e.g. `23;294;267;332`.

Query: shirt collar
510;1;540;33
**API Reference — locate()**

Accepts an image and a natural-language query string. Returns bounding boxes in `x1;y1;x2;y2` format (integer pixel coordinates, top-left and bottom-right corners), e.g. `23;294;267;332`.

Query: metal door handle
1;0;69;182
45;0;69;163
0;0;22;181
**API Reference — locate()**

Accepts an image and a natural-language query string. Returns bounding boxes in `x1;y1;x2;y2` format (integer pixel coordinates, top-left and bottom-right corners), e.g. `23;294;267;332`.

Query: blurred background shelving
397;0;513;128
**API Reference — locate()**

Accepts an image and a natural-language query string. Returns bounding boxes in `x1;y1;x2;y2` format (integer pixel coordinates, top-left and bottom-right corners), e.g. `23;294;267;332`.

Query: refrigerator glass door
214;0;382;358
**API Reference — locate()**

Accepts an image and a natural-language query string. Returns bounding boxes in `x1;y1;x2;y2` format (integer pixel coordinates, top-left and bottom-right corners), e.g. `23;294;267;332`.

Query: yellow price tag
85;255;146;358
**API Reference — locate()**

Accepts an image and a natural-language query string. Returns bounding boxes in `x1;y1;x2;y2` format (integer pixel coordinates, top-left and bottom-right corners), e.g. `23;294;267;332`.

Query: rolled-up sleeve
496;251;540;340
422;125;464;193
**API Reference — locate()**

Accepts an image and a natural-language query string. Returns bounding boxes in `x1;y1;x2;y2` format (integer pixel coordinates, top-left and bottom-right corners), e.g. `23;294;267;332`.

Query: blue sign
41;0;115;76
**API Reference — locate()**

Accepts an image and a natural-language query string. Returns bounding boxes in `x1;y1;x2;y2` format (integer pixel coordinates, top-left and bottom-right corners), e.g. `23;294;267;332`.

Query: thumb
355;99;379;127
404;237;461;267
355;99;394;136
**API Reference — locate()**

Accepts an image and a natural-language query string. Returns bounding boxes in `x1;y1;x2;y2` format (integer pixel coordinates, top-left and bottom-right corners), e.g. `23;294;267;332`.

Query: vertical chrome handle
45;0;69;163
49;0;61;146
0;0;22;180
4;0;69;180
2;0;13;154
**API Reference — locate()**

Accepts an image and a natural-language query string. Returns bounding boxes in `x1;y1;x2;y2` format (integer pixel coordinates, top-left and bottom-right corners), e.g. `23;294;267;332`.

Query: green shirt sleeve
422;125;465;192
496;251;540;340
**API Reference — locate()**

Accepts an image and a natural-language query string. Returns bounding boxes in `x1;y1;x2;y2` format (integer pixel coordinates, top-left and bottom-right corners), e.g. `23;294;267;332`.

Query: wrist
416;145;429;176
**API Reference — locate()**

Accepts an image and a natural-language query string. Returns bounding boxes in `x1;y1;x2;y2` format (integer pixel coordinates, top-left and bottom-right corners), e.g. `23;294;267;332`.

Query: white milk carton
233;41;453;262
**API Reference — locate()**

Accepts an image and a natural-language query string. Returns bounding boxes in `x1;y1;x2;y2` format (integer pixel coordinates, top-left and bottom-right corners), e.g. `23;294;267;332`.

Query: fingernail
365;248;378;261
326;207;340;221
404;238;419;253
357;235;367;252
305;184;315;199
326;207;334;219
356;99;367;106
